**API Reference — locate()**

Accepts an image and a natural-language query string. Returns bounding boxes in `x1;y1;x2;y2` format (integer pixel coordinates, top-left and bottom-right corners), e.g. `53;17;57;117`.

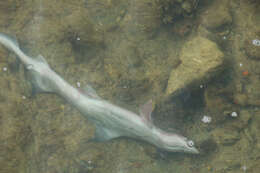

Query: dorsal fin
36;54;49;66
82;85;101;99
139;99;154;127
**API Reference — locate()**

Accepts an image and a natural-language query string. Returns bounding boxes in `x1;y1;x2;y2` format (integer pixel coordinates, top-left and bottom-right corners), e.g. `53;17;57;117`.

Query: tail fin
0;33;32;65
0;33;58;94
0;33;19;50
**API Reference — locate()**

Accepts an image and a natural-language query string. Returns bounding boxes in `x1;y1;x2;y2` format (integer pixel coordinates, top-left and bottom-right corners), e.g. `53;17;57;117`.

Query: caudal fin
0;33;32;65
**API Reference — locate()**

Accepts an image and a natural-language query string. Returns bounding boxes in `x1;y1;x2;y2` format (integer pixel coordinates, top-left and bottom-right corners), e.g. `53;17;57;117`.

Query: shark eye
187;140;194;147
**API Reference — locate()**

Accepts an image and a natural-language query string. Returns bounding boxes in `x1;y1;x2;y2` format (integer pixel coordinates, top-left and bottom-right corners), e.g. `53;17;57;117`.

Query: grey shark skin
0;33;199;154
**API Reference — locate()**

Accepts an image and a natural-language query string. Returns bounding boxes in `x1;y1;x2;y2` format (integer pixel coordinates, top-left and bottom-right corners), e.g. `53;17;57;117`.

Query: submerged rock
229;109;251;130
233;76;260;106
128;0;162;33
249;111;260;152
64;10;104;47
166;36;224;97
200;0;232;31
0;0;23;27
212;128;240;145
244;32;260;60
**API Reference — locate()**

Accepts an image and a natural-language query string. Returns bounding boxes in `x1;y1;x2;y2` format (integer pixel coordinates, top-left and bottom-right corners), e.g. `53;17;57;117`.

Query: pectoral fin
93;125;121;142
82;85;101;99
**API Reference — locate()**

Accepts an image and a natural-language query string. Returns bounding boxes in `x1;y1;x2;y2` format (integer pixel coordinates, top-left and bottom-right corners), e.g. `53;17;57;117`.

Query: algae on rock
166;36;224;97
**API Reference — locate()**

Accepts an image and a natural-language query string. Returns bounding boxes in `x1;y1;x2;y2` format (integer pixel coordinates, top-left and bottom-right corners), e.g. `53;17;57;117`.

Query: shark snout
156;129;199;154
184;139;199;154
186;146;199;154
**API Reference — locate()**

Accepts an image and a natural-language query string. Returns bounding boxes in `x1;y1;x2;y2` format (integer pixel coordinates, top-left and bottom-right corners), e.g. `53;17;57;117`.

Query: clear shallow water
0;0;260;173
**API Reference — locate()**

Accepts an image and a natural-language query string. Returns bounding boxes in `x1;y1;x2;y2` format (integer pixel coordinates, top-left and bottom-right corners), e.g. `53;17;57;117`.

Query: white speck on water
241;165;247;172
2;67;7;71
88;160;92;164
76;37;80;41
252;39;260;46
231;111;238;117
22;96;26;99
223;36;227;40
200;84;203;88
239;63;243;67
202;115;212;123
76;82;81;88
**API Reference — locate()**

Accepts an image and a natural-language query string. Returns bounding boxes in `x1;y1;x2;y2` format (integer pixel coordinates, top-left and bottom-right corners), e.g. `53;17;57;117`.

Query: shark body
0;33;198;154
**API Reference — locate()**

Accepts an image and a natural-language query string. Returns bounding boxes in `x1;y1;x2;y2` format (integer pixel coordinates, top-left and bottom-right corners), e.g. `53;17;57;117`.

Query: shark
0;33;199;154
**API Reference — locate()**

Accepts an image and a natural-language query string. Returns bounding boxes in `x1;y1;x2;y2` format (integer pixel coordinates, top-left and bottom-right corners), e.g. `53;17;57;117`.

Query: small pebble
3;67;7;71
252;39;260;46
239;63;243;67
223;36;226;40
231;111;238;117
76;37;80;41
200;84;203;88
22;96;26;99
76;82;81;88
201;115;212;123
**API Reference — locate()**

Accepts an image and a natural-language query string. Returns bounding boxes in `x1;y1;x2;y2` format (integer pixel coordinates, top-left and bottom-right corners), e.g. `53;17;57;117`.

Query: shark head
155;129;199;154
139;100;199;154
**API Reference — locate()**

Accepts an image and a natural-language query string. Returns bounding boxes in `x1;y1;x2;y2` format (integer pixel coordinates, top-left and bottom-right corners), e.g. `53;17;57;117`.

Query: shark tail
0;33;32;66
0;33;20;52
0;32;58;94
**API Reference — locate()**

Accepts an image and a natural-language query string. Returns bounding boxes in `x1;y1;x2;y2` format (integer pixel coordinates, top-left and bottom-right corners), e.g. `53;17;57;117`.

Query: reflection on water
0;0;260;173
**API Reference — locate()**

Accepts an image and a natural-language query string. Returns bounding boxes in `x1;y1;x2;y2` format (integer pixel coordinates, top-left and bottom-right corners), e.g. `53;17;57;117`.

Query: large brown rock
166;36;224;96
